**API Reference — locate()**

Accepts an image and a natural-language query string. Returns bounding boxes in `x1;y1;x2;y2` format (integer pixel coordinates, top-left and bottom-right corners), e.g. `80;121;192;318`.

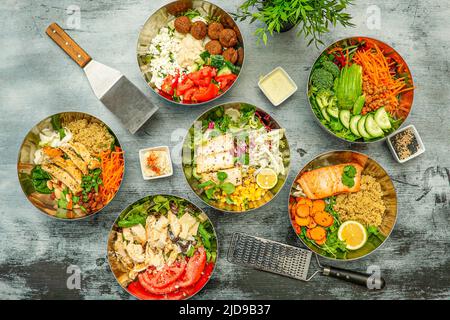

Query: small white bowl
258;66;298;106
138;146;173;180
387;125;425;163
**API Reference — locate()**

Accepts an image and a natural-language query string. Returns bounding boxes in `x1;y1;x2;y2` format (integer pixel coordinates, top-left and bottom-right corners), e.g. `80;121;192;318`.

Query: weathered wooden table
0;0;449;300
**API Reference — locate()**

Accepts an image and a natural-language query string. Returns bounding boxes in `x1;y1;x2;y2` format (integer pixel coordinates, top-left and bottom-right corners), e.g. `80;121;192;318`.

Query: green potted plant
231;0;354;46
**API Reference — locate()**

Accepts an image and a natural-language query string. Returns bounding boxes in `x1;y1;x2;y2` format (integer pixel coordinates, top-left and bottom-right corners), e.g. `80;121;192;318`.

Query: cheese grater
227;232;386;289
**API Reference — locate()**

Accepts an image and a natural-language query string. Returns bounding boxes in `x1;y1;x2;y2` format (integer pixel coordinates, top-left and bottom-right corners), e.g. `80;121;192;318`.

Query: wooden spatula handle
46;22;91;68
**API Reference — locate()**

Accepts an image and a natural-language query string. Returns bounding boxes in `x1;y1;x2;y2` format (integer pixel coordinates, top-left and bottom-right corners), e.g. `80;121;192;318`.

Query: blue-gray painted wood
0;0;449;299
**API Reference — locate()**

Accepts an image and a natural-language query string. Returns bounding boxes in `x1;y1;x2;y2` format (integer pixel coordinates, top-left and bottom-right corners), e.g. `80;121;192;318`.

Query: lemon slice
225;108;241;122
338;220;367;250
256;168;278;190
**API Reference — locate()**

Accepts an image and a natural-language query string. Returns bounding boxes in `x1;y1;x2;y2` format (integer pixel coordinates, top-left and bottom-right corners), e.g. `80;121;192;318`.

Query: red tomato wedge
176;247;206;287
191;84;219;103
127;281;165;300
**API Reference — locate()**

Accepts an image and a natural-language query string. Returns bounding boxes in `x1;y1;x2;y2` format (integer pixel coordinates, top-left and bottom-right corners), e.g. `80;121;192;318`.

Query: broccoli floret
322;60;340;78
316;89;336;109
310;68;334;90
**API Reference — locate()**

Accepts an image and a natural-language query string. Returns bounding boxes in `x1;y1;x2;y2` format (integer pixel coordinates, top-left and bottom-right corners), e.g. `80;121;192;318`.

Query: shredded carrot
99;146;124;205
353;43;414;119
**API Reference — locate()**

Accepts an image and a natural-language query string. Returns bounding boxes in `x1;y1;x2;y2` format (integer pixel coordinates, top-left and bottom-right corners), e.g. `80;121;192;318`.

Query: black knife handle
322;266;386;290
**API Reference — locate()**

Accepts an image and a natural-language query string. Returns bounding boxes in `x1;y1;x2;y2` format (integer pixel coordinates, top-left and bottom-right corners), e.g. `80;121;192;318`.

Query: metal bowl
17;112;124;220
137;0;245;106
307;36;414;144
107;194;218;300
182;102;291;213
288;150;397;261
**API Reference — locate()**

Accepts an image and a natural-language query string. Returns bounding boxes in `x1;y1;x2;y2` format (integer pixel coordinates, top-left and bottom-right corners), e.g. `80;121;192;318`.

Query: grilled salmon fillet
297;162;363;199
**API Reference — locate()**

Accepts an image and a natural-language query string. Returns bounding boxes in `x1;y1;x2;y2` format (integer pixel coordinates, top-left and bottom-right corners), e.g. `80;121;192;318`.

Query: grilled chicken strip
49;157;82;184
59;145;88;175
41;163;82;194
196;133;233;156
69;142;100;170
196;151;234;174
201;167;242;186
297;162;363;200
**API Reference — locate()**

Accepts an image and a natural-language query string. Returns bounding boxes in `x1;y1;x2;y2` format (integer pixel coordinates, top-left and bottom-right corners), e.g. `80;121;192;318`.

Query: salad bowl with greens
182;102;290;212
107;194;217;300
308;37;414;143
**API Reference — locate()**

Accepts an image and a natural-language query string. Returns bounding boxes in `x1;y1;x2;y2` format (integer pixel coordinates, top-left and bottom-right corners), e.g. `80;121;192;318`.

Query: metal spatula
227;232;385;289
45;23;158;134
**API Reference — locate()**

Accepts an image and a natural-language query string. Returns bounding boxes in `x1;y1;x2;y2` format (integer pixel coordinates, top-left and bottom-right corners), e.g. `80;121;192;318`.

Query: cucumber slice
339;110;351;129
321;108;330;122
327;106;340;119
365;114;384;138
357;115;372;139
350;115;361;137
374;107;392;130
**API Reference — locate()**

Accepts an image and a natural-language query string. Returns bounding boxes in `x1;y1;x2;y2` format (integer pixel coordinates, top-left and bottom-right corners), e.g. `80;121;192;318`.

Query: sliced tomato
127;281;164;300
176;247;206;287
191;84;219;103
150;260;186;288
138;271;178;295
161;75;175;95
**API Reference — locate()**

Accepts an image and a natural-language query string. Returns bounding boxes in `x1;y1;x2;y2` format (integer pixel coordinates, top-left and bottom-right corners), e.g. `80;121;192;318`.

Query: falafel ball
207;22;224;40
219;28;238;48
222;48;238;64
205;40;223;55
190;21;207;40
174;16;191;34
237;47;244;65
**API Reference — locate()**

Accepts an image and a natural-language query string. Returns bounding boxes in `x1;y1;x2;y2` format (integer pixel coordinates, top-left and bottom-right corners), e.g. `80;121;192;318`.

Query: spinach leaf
220;182;235;195
30;165;52;194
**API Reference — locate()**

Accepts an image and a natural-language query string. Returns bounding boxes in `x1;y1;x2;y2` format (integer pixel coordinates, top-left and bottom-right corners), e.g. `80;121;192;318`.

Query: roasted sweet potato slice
311;200;326;213
309;226;326;241
315;237;327;246
313;211;334;227
307;220;317;229
296;204;310;218
295;215;310;227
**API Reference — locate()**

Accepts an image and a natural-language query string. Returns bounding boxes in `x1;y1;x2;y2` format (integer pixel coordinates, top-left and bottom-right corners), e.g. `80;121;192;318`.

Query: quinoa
334;175;385;227
65;119;114;155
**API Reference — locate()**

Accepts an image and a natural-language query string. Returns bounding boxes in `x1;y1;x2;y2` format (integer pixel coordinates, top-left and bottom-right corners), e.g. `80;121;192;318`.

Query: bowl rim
136;0;246;107
16;111;125;221
106;193;219;300
306;36;415;144
181;101;292;213
287;149;398;261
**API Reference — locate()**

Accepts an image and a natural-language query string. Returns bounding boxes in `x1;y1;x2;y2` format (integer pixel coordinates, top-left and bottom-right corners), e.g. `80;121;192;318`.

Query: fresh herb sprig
342;165;356;187
231;0;354;47
198;171;235;200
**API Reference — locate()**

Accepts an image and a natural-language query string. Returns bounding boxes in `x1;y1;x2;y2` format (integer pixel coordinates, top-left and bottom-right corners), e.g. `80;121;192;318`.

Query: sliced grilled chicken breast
60;145;88;175
201;167;242;186
69;142;100;170
196;151;234;174
41;163;82;194
196;133;233;156
297;162;363;199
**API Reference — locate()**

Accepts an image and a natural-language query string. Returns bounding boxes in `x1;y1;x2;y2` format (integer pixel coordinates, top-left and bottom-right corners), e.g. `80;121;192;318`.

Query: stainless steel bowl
17;111;125;220
307;36;414;144
288;150;398;261
137;0;245;106
107;194;218;300
182;102;291;213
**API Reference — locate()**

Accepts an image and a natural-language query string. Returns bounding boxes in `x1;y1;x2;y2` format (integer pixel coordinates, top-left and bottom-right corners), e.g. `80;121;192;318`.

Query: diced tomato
149;260;186;288
182;87;196;102
161;75;176;95
215;74;237;91
177;78;194;95
191;83;219;102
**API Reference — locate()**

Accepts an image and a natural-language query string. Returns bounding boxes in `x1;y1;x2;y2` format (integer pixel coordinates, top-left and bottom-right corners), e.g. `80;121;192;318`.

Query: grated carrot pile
353;43;414;119
99;146;124;205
